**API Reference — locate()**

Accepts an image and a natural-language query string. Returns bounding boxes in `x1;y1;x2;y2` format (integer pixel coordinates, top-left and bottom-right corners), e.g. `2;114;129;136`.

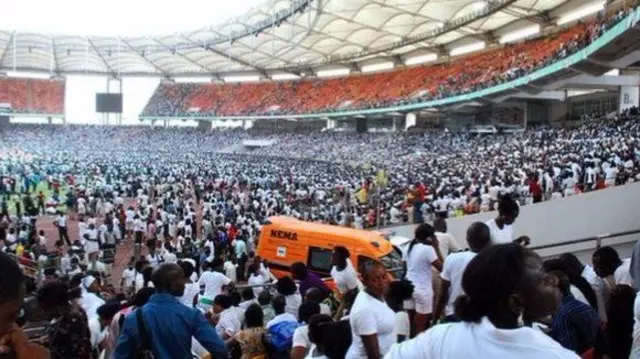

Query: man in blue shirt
549;270;601;355
114;263;228;359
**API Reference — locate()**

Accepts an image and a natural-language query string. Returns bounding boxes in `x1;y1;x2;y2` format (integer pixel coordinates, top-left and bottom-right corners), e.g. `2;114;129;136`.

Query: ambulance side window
307;246;332;276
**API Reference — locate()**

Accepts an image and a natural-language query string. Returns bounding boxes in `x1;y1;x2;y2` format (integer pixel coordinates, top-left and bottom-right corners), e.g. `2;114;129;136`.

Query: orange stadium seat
141;21;600;118
0;77;65;114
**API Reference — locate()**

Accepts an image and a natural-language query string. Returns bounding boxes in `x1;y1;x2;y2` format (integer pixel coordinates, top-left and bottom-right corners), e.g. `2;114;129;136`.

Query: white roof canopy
0;0;584;77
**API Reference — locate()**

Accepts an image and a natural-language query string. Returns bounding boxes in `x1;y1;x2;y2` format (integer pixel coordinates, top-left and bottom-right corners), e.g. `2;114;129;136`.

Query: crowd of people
0;107;639;235
141;7;633;118
0;77;65;115
2;194;640;359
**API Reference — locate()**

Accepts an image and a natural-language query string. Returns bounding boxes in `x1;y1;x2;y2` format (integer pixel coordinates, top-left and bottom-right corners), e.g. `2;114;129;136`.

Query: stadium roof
0;0;589;78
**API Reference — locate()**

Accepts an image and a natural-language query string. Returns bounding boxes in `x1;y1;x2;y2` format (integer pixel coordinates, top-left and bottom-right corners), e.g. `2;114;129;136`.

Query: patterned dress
43;304;93;359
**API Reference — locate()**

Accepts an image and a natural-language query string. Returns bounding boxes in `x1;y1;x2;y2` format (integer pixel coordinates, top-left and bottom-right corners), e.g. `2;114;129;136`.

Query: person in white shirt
120;258;136;294
402;224;443;335
223;258;238;282
276;276;303;319
266;295;298;329
433;222;491;323
55;211;71;246
385;243;579;359
331;246;363;295
592;246;635;289
178;260;200;308
81;275;106;320
433;218;462;258
346;262;396;359
291;301;322;359
247;263;266;297
484;194;529;246
89;301;121;352
212;294;241;340
198;261;233;311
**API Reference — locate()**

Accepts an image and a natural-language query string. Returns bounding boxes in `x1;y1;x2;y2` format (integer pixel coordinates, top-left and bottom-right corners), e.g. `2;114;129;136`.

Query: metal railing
530;229;640;252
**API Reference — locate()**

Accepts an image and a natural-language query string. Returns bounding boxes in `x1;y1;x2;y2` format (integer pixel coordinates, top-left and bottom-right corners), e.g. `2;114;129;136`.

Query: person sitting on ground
385;244;579;359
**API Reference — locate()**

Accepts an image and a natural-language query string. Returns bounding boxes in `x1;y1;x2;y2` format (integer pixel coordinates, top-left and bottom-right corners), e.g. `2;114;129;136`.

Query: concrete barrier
383;182;640;261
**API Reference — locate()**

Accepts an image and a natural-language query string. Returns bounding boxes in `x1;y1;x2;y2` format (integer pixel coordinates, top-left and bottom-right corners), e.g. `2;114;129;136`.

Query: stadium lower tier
0;77;65;115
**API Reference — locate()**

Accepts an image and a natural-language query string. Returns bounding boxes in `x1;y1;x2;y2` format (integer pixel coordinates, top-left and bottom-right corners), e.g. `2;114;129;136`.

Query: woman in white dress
386;244;578;359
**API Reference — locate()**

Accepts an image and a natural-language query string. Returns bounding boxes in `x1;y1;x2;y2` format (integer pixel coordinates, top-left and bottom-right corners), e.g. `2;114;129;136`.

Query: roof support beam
152;38;218;76
180;35;267;77
119;37;170;76
0;32;15;67
50;37;60;74
86;37;118;76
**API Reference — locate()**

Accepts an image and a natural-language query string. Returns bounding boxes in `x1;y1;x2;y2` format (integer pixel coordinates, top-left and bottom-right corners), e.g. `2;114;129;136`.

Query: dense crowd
0;77;65;114
2;199;640;359
141;7;633;118
1;109;639;231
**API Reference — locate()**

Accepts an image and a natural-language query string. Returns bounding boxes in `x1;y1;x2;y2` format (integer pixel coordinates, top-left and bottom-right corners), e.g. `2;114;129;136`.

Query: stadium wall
386;182;640;262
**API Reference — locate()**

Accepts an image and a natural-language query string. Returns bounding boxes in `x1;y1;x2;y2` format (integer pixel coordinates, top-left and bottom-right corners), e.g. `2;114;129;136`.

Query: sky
5;0;265;36
4;0;265;124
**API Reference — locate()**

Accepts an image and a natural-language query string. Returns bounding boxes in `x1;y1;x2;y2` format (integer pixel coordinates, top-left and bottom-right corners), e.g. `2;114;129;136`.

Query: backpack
134;309;155;359
266;321;300;354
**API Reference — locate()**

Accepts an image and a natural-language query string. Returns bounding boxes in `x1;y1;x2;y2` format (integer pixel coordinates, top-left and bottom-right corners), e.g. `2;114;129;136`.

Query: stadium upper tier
141;19;603;118
0;77;65;115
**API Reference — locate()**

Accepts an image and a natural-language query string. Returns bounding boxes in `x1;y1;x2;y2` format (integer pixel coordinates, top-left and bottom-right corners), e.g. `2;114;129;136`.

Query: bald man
433;222;491;323
114;263;229;359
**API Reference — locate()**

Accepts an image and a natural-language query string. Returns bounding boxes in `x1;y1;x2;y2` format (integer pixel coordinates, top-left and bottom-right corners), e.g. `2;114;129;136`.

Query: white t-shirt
88;317;106;349
223;261;237;282
440;251;477;316
330;259;362;294
485;219;513;245
215;308;241;339
346;291;397;359
615;258;635;288
581;265;607;322
404;243;438;291
248;273;266;297
435;232;460;258
178;282;200;308
285;293;303;319
395;312;410;338
198;271;232;299
292;325;311;349
384;316;580;359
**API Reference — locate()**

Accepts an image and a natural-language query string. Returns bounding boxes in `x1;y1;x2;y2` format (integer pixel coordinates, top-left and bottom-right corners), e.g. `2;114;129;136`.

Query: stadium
0;0;640;358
